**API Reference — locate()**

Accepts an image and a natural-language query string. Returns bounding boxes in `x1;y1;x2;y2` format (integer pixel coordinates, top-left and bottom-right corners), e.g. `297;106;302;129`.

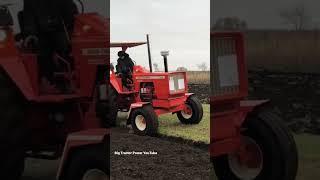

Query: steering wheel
76;0;84;14
23;35;39;49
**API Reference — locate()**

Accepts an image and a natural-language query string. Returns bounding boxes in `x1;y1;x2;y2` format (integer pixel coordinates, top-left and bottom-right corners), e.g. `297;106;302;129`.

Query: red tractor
109;39;203;136
210;32;298;180
0;2;109;179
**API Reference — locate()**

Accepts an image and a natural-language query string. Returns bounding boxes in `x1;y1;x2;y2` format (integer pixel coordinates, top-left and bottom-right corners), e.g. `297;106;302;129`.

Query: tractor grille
211;36;240;97
169;73;185;94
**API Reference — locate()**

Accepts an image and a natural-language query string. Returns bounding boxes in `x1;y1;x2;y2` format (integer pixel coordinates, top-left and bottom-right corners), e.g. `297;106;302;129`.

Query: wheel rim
82;169;108;180
228;136;263;179
181;104;193;119
135;115;147;131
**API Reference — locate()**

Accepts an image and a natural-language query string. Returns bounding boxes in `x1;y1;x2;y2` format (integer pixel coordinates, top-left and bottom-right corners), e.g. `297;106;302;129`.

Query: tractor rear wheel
0;70;26;179
177;95;203;124
64;143;109;180
212;107;298;180
130;105;158;136
97;85;118;128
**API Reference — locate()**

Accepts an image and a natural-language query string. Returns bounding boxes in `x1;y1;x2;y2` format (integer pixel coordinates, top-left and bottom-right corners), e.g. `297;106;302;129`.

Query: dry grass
158;104;210;144
186;71;210;84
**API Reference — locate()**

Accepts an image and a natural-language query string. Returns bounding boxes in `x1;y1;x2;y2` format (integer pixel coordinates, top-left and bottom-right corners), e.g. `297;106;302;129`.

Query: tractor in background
109;38;203;136
210;32;298;180
0;2;109;179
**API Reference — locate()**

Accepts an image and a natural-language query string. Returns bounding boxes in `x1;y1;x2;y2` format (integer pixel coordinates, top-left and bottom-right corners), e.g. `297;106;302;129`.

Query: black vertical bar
147;34;153;72
164;56;168;72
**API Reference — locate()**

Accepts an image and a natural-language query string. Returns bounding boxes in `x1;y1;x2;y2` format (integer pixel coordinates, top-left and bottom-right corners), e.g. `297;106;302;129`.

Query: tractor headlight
0;30;7;42
169;74;185;94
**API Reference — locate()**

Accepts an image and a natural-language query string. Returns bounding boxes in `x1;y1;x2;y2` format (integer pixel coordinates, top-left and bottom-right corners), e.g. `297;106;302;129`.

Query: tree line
212;2;315;31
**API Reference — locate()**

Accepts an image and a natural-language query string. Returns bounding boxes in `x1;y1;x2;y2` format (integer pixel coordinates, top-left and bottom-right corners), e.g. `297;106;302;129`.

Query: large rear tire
0;70;26;179
213;107;298;180
97;85;118;128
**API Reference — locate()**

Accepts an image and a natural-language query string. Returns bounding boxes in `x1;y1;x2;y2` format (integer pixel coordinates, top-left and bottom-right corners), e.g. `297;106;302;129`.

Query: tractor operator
23;0;78;90
116;51;134;89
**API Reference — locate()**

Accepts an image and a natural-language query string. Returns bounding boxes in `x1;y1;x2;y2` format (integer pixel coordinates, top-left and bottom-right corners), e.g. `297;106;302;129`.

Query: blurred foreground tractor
0;2;110;179
210;32;298;180
109;39;203;136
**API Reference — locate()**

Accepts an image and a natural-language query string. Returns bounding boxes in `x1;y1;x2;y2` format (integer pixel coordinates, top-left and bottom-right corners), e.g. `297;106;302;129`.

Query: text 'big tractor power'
210;32;298;180
109;39;203;136
0;2;110;179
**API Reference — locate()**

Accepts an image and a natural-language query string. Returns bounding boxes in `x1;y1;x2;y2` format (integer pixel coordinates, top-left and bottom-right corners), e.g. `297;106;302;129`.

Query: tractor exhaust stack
161;51;169;72
147;34;153;72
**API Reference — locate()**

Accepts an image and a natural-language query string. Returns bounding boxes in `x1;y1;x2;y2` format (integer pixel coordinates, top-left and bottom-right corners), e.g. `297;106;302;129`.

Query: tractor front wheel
130;105;158;136
177;95;203;124
97;85;118;128
213;107;298;180
64;144;109;180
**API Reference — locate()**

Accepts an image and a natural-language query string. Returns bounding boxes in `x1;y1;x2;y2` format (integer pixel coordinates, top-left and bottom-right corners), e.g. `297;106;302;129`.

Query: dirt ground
21;127;213;180
111;128;213;180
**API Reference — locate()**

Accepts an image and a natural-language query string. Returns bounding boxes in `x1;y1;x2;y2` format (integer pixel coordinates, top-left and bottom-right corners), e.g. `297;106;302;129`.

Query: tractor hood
134;71;188;99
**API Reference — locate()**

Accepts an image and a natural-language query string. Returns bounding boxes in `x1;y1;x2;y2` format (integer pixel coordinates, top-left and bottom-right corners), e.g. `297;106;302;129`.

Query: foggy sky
212;0;320;29
111;0;210;71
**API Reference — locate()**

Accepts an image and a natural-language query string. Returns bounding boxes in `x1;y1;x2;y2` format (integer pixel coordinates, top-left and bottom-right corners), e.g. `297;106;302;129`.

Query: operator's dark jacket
23;0;77;35
116;54;134;75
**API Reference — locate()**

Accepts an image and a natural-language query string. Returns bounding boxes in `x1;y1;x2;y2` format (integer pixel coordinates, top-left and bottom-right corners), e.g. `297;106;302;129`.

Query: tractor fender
126;102;151;120
185;93;194;98
56;128;109;180
240;100;270;113
1;60;36;100
211;99;270;157
239;99;270;124
212;100;269;139
212;100;270;139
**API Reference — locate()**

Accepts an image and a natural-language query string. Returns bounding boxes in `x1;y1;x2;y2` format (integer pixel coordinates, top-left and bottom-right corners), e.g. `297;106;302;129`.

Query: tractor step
35;94;81;102
26;150;60;160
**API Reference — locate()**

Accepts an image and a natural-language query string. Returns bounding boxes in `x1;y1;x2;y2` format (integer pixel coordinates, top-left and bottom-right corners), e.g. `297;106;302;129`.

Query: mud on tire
0;69;26;179
213;107;298;180
130;105;158;136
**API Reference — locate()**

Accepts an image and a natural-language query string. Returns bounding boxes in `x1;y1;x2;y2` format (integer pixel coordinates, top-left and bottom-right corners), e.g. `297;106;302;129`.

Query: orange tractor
109;39;203;136
0;2;109;179
210;32;298;180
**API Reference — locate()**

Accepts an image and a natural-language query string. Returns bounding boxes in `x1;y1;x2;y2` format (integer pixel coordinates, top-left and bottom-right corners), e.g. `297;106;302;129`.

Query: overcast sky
111;0;210;71
213;0;320;29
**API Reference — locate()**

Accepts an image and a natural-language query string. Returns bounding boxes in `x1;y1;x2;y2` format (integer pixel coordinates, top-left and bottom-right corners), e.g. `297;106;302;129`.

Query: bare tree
177;67;188;72
279;3;311;30
153;63;159;72
197;62;208;71
212;17;248;31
